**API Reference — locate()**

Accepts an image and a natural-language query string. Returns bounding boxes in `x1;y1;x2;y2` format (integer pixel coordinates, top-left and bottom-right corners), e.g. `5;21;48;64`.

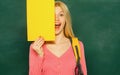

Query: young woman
29;1;87;75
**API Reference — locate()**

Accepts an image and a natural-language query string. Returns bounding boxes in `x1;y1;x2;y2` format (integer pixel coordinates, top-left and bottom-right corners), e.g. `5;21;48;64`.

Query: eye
60;13;64;16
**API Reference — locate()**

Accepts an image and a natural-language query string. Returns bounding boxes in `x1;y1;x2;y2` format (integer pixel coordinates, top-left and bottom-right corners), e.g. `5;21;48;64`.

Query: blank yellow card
27;0;55;41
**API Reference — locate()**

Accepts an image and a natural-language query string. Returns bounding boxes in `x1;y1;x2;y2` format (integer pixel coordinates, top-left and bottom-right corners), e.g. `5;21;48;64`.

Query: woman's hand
32;37;45;57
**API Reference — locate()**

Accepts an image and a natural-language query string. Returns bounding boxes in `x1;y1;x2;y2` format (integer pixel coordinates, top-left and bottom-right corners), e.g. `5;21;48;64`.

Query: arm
29;44;44;75
80;42;87;75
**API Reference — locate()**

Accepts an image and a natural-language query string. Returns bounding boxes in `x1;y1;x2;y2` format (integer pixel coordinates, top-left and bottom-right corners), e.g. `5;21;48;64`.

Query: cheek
61;18;66;25
61;21;65;29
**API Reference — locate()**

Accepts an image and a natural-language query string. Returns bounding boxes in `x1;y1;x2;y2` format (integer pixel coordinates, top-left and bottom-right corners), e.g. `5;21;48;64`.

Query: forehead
55;6;63;13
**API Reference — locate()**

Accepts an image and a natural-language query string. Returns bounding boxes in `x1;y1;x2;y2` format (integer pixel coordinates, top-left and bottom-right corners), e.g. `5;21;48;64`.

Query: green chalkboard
0;0;29;75
0;0;120;75
62;0;120;75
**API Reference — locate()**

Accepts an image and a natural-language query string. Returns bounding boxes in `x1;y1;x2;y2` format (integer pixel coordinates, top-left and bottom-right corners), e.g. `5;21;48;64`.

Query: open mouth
55;23;61;29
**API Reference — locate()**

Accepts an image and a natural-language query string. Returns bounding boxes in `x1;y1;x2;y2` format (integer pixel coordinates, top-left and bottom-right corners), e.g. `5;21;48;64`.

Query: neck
55;31;67;44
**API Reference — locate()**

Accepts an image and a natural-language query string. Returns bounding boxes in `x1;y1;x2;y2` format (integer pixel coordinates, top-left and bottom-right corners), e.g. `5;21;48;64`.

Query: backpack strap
71;37;81;62
71;37;83;75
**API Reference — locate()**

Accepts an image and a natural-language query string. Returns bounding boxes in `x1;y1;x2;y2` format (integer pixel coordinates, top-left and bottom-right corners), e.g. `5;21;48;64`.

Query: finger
33;37;44;46
32;38;44;50
37;39;45;48
35;38;44;47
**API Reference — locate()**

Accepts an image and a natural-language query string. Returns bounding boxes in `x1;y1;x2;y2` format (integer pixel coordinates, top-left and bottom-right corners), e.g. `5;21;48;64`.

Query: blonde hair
55;1;75;38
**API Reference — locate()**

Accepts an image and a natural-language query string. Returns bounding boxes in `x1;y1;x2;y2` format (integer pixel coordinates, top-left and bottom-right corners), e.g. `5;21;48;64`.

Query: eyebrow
55;11;64;15
60;11;64;13
58;11;64;14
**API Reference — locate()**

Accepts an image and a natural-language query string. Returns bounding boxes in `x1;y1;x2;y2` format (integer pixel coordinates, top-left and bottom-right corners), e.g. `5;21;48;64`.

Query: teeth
55;23;61;26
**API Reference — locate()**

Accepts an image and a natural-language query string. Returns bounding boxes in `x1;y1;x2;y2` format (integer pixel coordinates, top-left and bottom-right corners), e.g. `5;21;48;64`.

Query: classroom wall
0;0;29;75
0;0;120;75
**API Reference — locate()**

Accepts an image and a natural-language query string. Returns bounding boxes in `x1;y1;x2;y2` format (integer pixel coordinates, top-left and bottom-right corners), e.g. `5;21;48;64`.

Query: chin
55;29;64;36
55;31;60;35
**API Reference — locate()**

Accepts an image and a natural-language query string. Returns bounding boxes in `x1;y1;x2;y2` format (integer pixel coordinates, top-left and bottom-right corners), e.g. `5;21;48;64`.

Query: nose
55;15;59;21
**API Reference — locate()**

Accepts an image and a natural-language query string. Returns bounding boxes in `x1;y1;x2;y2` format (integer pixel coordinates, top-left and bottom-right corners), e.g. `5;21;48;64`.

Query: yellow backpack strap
71;37;84;75
72;37;81;62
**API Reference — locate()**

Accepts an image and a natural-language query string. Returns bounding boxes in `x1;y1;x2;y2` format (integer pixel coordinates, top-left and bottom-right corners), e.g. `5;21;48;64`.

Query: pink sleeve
29;44;44;75
80;42;87;75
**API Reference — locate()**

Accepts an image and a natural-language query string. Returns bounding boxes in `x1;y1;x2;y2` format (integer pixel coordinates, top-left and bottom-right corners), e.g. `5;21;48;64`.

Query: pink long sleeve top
29;41;87;75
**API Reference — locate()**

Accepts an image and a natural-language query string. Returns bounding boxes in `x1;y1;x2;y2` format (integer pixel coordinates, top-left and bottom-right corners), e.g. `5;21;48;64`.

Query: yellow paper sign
27;0;55;41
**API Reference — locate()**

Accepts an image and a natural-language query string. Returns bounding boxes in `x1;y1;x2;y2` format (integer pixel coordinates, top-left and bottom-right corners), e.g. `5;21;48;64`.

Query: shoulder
78;40;85;53
79;41;84;47
29;42;34;50
29;42;38;55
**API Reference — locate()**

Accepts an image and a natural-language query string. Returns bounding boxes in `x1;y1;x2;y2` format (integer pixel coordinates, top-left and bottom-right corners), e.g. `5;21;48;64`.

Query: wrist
37;50;44;57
